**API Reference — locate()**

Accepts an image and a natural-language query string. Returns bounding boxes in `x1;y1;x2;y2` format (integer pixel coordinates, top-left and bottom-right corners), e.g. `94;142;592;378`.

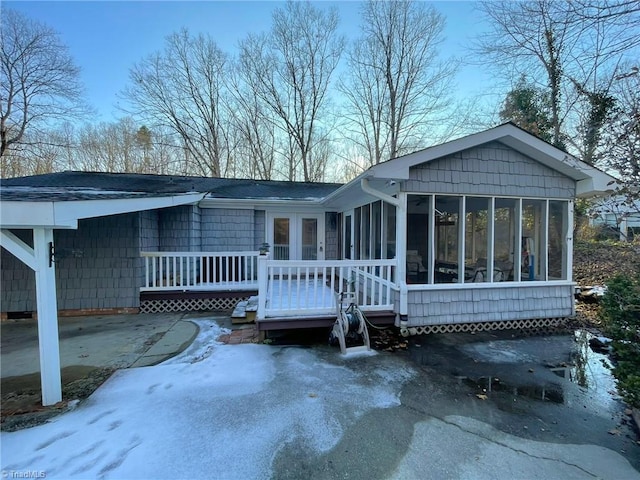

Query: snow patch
1;321;415;479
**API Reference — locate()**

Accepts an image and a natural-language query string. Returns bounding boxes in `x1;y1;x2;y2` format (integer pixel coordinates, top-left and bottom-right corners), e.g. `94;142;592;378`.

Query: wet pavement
268;328;640;479
396;329;640;470
1;313;639;477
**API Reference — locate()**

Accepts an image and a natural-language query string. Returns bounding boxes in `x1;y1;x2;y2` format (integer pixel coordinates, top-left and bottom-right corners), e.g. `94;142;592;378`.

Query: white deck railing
140;251;398;319
259;257;397;318
141;251;259;291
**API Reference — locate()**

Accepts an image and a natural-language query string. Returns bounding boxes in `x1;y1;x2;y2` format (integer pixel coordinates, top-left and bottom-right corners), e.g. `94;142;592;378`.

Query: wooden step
231;298;259;324
245;296;259;321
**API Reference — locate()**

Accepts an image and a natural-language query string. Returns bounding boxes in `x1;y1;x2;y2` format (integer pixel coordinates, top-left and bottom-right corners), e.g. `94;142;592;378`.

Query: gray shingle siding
55;214;140;310
254;210;265;249
139;210;159;251
1;230;35;312
325;212;339;260
191;206;202;251
201;208;255;251
405;285;574;326
1;213;142;313
159;205;200;252
404;142;576;199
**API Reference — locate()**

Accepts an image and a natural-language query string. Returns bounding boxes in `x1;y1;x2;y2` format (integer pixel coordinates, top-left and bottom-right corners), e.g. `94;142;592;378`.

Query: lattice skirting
140;296;249;314
399;317;569;336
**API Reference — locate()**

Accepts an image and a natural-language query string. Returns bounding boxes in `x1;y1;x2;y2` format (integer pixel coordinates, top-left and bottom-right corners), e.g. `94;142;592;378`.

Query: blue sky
5;1;494;123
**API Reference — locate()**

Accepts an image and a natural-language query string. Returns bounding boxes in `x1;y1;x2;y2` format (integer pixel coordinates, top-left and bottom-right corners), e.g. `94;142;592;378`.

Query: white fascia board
0;201;76;229
368;127;514;179
0;193;204;229
368;124;601;183
322;174;402;211
199;197;325;210
576;173;617;197
54;193;205;225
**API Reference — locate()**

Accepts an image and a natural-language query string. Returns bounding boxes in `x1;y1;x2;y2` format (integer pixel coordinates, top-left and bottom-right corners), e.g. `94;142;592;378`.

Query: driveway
1;317;639;479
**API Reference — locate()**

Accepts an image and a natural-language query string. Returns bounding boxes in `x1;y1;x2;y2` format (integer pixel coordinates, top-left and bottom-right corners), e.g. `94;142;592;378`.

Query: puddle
550;330;618;409
462;375;565;403
407;329;620;412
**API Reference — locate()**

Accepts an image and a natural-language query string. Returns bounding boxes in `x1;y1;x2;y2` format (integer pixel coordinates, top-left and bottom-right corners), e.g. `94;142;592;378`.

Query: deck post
257;253;268;320
1;228;62;406
33;228;63;406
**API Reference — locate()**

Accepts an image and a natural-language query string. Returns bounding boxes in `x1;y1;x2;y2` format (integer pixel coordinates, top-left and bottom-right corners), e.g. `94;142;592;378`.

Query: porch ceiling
322;176;400;210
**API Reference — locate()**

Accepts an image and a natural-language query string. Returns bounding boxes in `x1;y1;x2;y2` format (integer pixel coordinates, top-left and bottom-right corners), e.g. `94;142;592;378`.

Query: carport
0;187;204;405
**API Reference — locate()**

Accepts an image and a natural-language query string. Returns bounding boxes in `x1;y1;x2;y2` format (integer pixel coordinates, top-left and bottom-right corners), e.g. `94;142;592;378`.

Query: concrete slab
131;321;198;367
0;313;195;378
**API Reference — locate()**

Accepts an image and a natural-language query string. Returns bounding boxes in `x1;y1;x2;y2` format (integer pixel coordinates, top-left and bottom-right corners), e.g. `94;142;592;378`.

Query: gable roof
327;123;614;203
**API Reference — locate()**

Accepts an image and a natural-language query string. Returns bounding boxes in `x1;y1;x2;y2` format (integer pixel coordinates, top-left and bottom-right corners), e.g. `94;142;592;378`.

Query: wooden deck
140;251;399;332
256;310;396;332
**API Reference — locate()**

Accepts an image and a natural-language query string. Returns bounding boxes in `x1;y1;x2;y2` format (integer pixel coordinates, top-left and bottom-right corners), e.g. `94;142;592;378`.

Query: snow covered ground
1;319;414;479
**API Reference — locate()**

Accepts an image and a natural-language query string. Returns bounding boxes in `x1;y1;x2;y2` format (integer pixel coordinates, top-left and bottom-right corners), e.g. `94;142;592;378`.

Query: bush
601;274;640;408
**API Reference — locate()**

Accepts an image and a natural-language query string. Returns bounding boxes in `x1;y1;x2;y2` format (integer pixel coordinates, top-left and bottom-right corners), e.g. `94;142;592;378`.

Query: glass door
273;217;291;260
343;211;354;259
301;217;319;260
268;213;324;260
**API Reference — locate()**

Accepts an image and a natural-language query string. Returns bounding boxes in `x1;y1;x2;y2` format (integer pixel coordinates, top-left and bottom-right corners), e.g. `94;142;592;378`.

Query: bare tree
227;65;277;180
475;1;578;148
0;8;86;160
238;1;344;182
584;66;639;240
71;118;179;174
602;68;640;193
475;0;639;156
122;29;232;177
340;0;456;166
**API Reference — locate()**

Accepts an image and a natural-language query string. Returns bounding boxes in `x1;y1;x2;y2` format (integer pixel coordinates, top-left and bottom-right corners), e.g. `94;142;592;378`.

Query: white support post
257;253;268;320
487;198;495;283
396;193;408;315
458;197;465;283
566;200;574;283
33;228;62;406
514;199;522;282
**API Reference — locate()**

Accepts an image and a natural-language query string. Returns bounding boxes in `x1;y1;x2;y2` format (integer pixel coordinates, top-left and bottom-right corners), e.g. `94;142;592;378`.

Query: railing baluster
141;254;396;313
313;266;319;309
145;256;149;289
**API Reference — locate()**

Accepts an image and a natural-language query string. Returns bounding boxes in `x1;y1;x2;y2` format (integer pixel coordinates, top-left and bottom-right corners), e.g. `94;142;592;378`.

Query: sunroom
324;123;613;335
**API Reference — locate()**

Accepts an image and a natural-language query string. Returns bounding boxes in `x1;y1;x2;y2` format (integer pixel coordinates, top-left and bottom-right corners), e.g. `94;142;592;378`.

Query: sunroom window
493;198;517;282
464;197;489;283
522;199;546;281
434;196;461;283
405;194;570;284
549;200;569;280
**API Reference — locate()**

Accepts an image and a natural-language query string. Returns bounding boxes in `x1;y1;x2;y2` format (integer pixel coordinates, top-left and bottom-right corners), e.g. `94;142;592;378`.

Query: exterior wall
190;206;202;251
159;205;200;251
254;210;265;250
1;230;35;313
325;212;339;260
404;142;575;199
139;210;159;251
56;214;141;311
1;213;142;314
201;208;255;251
405;284;574;327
